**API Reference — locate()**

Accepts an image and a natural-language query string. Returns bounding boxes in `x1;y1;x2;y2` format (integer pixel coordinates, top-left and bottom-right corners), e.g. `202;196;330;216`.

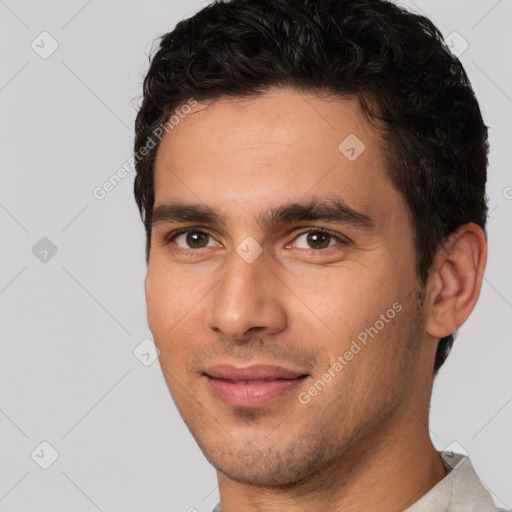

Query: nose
204;248;288;340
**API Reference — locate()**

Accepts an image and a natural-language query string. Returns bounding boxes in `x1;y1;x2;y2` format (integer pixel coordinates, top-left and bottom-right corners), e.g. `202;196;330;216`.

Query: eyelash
162;227;348;256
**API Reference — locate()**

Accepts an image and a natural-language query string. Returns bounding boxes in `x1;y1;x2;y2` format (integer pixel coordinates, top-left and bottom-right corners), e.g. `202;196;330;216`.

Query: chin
199;438;332;489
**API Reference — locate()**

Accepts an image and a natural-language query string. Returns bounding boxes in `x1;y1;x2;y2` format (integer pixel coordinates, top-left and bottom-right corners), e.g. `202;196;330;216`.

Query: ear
425;223;487;339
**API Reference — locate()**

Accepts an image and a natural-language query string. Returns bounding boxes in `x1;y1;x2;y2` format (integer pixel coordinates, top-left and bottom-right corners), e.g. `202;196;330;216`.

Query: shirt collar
404;451;499;512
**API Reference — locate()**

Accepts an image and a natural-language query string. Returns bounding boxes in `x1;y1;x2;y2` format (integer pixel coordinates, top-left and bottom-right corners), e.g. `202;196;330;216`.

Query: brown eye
306;231;331;249
293;229;341;250
172;230;214;249
186;231;209;248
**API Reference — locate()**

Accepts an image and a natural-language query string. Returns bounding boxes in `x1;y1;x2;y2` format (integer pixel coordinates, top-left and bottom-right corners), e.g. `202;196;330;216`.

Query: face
145;88;430;486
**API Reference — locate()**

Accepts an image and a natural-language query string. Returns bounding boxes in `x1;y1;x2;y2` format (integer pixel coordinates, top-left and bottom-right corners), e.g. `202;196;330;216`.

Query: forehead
152;88;399;226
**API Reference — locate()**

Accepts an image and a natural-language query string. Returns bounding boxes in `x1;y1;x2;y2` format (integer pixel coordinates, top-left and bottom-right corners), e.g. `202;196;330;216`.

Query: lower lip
205;376;307;408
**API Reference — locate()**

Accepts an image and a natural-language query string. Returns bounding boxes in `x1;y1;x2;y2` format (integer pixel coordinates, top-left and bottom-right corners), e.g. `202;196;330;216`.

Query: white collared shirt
406;451;504;512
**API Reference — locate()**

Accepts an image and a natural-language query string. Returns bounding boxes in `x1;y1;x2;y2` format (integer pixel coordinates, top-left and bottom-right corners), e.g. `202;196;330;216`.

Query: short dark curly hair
134;0;489;375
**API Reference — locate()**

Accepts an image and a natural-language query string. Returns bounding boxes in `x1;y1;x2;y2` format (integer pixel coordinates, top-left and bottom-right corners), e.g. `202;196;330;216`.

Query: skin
145;88;487;511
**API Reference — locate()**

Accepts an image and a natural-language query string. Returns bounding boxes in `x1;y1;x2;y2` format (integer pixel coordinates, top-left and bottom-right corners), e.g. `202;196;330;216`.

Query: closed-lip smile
203;363;309;408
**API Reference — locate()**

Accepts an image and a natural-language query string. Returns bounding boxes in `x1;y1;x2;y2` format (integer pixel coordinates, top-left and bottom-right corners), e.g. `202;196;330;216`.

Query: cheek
145;264;200;343
292;264;416;393
288;264;398;343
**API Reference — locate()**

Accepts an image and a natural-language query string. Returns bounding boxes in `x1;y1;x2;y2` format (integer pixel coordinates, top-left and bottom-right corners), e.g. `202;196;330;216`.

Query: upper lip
204;364;308;381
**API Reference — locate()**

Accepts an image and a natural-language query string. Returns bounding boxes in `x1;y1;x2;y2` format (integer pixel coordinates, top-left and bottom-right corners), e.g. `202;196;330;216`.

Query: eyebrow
151;197;374;230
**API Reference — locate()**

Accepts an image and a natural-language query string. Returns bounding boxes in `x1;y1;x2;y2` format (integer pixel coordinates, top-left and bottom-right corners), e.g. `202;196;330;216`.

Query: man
133;0;503;510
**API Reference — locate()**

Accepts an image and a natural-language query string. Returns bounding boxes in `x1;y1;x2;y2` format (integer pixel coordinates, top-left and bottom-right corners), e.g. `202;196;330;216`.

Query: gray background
1;0;511;510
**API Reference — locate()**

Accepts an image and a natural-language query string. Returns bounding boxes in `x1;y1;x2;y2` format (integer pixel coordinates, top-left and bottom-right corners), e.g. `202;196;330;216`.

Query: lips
203;364;309;408
205;364;306;381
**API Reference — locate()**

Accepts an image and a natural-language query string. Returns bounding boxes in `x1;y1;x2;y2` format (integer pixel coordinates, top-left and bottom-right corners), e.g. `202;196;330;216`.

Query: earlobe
425;223;487;339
